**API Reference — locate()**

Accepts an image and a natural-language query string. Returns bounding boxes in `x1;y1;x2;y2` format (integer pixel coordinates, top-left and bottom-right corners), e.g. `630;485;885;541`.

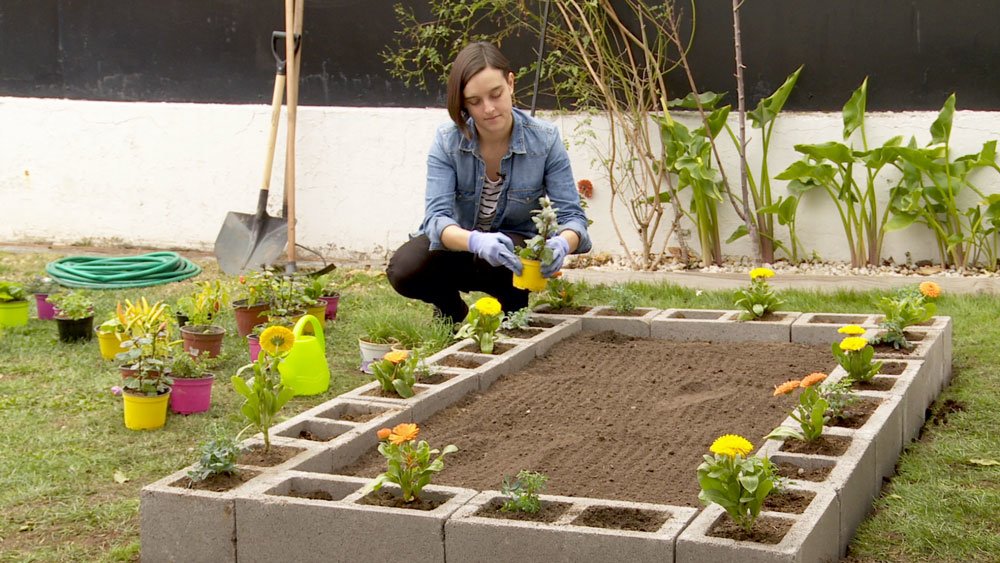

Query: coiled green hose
45;252;202;289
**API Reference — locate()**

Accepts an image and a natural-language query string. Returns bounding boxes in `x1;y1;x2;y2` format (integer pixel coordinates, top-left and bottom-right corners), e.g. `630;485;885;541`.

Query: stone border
141;310;952;562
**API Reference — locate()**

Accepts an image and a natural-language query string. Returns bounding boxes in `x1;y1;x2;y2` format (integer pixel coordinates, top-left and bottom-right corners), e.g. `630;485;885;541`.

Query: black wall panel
1;1;998;110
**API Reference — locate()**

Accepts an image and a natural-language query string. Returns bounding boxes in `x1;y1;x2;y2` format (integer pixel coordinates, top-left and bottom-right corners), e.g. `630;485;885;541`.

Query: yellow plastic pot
96;329;128;360
278;314;330;396
302;303;327;335
123;391;170;430
0;300;30;327
512;259;548;292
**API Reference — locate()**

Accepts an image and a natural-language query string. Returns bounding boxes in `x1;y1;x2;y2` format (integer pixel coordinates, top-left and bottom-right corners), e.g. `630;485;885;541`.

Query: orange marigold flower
388;423;419;445
577;179;594;199
376;428;392;440
383;350;409;364
919;281;941;299
800;372;828;388
773;379;802;396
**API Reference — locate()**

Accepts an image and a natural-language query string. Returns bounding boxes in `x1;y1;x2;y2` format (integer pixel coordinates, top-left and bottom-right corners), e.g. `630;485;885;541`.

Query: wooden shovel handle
260;72;286;193
284;0;304;268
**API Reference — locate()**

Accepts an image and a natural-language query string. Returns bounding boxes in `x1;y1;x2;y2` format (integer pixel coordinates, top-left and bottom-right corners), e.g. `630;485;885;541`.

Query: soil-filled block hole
571;505;670;532
314;401;398;424
433;353;490;370
265;475;359;502
275;418;355;442
473;496;572;523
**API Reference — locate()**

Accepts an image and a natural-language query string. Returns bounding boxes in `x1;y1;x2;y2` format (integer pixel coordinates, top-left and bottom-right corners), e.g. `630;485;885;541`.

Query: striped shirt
474;173;504;232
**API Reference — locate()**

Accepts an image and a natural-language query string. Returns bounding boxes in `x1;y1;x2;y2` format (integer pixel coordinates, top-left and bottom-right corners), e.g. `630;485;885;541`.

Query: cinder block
141;465;262;563
339;372;478;423
827;361;928;444
235;473;476;563
760;427;876;556
580;307;659;338
531;304;598;318
791;313;879;345
718;311;800;342
446;491;696;563
650;309;738;342
525;317;582;357
676;482;840;563
840;391;904;489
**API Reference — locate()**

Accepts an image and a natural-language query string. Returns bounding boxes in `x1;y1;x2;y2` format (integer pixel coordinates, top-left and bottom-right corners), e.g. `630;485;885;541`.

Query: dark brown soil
879;362;906;375
173;469;259;492
298;429;322;441
572;505;670;531
528;319;557;329
474;498;571;523
540;306;592;315
364;385;427;399
287;488;335;501
807;315;867;324
499;327;543;339
873;342;917;355
341;331;836;506
460;342;517;355
357;489;444;511
851;377;897;392
417;372;451;385
762;489;815;514
237;444;304;467
594;308;649;317
830;398;880;429
775;461;832;482
434;355;488;369
708;515;792;544
779;435;851;456
338;410;382;423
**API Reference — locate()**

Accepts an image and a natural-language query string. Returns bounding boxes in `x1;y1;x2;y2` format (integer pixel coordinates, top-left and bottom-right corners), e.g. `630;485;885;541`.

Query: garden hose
45;252;202;289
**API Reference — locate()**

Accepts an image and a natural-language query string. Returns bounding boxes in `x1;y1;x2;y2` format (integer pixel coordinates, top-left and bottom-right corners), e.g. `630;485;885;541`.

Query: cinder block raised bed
581;307;660;338
790;312;880;345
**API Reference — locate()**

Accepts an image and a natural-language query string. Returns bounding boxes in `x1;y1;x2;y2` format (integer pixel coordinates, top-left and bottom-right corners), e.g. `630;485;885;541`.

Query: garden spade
213;31;294;275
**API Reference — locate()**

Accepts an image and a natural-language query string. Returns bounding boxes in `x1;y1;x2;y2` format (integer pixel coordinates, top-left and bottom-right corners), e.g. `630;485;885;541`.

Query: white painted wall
3;96;998;265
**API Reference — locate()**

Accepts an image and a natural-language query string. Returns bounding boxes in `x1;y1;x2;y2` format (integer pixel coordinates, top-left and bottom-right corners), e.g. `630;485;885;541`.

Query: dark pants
387;233;530;324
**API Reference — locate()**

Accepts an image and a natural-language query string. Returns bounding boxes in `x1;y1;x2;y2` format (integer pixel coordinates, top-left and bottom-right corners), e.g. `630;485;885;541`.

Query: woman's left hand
541;237;570;278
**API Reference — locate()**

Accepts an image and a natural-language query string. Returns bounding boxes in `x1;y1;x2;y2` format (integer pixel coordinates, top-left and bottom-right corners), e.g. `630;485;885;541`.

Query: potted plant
169;351;218;415
47;290;96;342
177;280;229;358
120;348;173;430
353;304;452;374
114;298;175;380
265;273;313;328
0;281;30;328
303;273;340;321
24;276;60;320
232;270;273;338
514;196;560;292
95;315;128;360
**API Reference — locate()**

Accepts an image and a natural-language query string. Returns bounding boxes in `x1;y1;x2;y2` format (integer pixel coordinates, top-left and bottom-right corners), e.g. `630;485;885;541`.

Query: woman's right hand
467;231;523;274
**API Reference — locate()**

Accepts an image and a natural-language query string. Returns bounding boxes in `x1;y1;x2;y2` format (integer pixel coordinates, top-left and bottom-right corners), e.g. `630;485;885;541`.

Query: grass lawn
1;250;998;562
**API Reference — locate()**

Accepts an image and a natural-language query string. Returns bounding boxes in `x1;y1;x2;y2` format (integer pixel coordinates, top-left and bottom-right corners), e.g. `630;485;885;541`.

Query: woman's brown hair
447;42;512;139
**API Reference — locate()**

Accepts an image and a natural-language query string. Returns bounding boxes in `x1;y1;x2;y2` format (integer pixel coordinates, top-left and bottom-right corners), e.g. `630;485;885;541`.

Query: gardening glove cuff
468;231;522;274
541;236;570;278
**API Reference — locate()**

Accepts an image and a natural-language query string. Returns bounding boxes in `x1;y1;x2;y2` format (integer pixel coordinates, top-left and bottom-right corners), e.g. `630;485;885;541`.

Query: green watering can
278;314;330;396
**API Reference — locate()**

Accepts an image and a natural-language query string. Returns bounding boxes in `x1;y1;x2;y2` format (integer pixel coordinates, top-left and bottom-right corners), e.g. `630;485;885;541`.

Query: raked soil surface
341;331;837;507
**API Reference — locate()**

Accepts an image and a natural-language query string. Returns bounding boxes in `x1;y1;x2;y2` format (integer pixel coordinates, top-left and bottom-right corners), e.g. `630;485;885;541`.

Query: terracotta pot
232;299;268;338
180;325;226;358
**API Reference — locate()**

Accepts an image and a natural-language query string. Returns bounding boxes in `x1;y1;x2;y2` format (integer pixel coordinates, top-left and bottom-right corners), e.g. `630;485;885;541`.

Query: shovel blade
214;211;288;275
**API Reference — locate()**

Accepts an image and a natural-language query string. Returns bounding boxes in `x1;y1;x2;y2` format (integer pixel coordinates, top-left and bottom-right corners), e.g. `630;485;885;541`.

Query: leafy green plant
537;278;581;310
500;307;532;331
500;470;548;514
0;281;27;302
231;326;296;453
874;284;938;349
170;350;219;380
303;273;339;301
370;349;418;398
454;297;504;354
47;290;94;320
177;280;229;327
186;435;241;484
733;267;782;320
609;285;639;314
369;423;457;502
235;270;275;307
697;434;775;533
517;196;560;265
766;373;830;442
832;326;882;383
24;276;59;295
821;378;859;420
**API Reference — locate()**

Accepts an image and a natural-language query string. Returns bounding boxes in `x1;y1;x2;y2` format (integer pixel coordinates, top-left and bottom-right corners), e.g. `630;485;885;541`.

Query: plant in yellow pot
514;196;560;292
0;281;30;328
119;335;174;431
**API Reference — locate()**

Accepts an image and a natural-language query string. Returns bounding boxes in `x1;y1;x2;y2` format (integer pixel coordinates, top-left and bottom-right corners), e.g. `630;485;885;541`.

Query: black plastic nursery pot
56;316;95;343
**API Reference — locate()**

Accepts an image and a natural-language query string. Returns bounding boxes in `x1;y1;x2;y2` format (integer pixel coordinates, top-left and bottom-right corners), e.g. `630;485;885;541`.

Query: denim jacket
419;108;592;253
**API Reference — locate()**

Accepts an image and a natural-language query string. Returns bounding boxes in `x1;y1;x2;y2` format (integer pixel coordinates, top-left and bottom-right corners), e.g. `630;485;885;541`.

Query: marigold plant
767;374;830;442
833;334;882;383
734;267;783;320
875;284;938;349
697;434;775;533
369;423;457;502
370;349;419;398
455;297;504;354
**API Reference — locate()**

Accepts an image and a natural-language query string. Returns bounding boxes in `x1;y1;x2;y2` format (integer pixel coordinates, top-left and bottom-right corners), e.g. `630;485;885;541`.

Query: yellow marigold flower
837;325;866;336
473;297;502;316
750;267;775;280
710;434;753;458
388;423;419;445
919;281;941;299
800;372;828;388
260;326;295;356
773;380;802;396
839;336;868;352
376;428;392;440
383;350;409;364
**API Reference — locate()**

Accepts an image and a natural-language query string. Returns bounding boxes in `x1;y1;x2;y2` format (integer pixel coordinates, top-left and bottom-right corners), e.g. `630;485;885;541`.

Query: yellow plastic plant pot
96;329;128;360
123;391;170;430
302;303;327;335
512;258;548;292
279;314;330;396
0;300;30;327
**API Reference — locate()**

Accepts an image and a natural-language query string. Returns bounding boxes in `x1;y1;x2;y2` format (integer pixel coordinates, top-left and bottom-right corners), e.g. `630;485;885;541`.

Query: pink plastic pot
247;334;261;362
35;293;56;320
169;375;214;415
319;294;340;321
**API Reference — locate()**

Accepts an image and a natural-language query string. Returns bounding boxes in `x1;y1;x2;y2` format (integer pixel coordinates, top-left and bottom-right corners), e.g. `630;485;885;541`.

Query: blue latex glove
468;231;523;274
541;236;570;278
